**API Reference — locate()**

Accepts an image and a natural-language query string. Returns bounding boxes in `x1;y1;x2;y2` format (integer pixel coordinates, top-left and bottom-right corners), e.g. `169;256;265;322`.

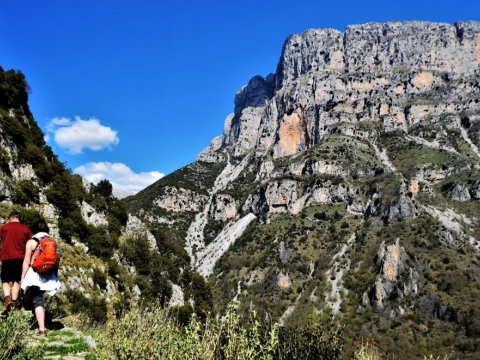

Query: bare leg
34;306;46;332
11;282;20;301
2;282;11;298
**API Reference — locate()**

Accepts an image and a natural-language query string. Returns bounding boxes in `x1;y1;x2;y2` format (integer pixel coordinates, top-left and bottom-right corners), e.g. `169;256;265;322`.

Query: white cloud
47;117;71;132
47;116;119;154
74;161;164;194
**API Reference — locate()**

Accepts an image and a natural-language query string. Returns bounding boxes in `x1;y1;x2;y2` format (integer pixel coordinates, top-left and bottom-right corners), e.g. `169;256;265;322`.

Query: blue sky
1;1;479;193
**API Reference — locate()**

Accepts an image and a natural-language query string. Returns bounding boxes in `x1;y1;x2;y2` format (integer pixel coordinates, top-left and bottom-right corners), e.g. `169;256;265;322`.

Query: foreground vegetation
95;304;343;360
3;303;452;360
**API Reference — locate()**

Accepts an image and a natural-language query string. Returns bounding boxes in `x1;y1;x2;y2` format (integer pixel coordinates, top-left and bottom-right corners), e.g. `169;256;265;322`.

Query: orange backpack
31;236;60;274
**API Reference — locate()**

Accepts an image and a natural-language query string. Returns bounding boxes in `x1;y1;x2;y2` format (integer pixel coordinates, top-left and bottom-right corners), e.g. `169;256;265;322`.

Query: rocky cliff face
199;21;480;161
127;21;480;359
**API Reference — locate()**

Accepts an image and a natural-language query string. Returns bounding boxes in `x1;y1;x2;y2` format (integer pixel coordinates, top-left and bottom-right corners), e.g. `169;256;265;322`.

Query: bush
94;303;343;360
84;225;117;259
277;321;343;359
11;180;40;206
64;288;108;324
18;208;45;231
107;259;122;279
93;268;108;290
94;179;113;198
121;235;174;303
0;147;10;174
0;309;44;359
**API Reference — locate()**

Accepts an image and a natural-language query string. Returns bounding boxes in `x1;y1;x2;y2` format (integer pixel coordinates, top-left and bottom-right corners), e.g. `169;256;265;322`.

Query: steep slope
126;21;480;358
0;66;211;324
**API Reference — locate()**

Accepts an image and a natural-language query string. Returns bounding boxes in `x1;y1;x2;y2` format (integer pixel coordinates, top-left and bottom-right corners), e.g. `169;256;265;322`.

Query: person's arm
0;225;3;266
21;240;35;281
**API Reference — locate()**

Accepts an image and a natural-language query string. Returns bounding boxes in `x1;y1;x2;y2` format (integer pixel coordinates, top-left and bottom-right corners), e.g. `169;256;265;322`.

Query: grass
93;303;343;360
378;133;461;179
211;202;363;323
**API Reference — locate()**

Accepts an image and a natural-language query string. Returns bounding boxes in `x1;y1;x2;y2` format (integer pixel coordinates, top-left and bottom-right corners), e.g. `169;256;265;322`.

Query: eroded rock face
154;187;208;213
168;283;185;307
365;239;420;313
232;107;266;157
245;179;353;215
234;75;275;115
278;241;296;264
366;194;416;224
450;183;471;201
124;215;157;251
343;22;479;75
416;292;456;323
414;166;451;184
0;178;12;202
305;160;345;176
472;182;480;200
265;180;298;213
276;272;292;289
208;194;237;221
12;164;36;182
274;107;310;157
202;21;480;160
376;239;406;282
80;201;108;227
255;160;276;182
82;177;92;193
197;136;225;163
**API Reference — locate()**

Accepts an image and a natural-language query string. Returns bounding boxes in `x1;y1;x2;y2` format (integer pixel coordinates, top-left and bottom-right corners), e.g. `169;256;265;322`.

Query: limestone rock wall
199;21;480;161
154;186;208;213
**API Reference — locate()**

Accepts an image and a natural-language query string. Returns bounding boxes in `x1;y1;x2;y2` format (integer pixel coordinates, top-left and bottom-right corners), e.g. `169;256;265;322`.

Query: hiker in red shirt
0;211;32;310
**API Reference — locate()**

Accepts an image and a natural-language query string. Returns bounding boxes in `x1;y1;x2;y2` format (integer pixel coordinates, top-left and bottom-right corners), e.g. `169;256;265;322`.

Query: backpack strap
30;237;40;266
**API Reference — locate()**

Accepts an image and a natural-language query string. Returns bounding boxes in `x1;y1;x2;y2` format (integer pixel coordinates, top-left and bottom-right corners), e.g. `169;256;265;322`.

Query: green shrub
175;304;194;326
277;321;343;359
0;147;10;174
64;288;108;324
94;303;343;360
18;208;45;231
84;225;117;259
121;235;173;303
0;309;44;359
11;180;40;206
93;267;108;290
94;179;113;198
107;259;122;279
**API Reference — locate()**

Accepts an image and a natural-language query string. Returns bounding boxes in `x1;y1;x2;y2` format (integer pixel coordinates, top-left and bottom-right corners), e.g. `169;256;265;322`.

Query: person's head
8;210;21;222
34;220;49;234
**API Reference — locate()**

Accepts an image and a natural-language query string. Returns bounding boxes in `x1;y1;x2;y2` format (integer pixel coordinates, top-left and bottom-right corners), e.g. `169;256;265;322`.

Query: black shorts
1;259;23;283
23;286;45;309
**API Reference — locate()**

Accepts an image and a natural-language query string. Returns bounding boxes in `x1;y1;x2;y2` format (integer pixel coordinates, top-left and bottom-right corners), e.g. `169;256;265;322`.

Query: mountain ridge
126;20;480;358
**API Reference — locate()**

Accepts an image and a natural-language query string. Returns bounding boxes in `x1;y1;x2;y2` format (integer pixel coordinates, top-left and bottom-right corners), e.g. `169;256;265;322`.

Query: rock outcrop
81;201;108;227
124;215;158;251
449;183;472;201
365;239;420;314
208;194;237;221
123;21;480;358
199;21;480;162
154;186;208;213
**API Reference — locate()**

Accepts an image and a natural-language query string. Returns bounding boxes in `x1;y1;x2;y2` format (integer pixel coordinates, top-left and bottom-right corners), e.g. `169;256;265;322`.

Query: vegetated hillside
0;66;212;324
126;21;480;359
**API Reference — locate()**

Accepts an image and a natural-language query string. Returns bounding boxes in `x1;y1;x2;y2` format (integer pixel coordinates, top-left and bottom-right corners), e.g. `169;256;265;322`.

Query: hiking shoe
3;296;12;310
